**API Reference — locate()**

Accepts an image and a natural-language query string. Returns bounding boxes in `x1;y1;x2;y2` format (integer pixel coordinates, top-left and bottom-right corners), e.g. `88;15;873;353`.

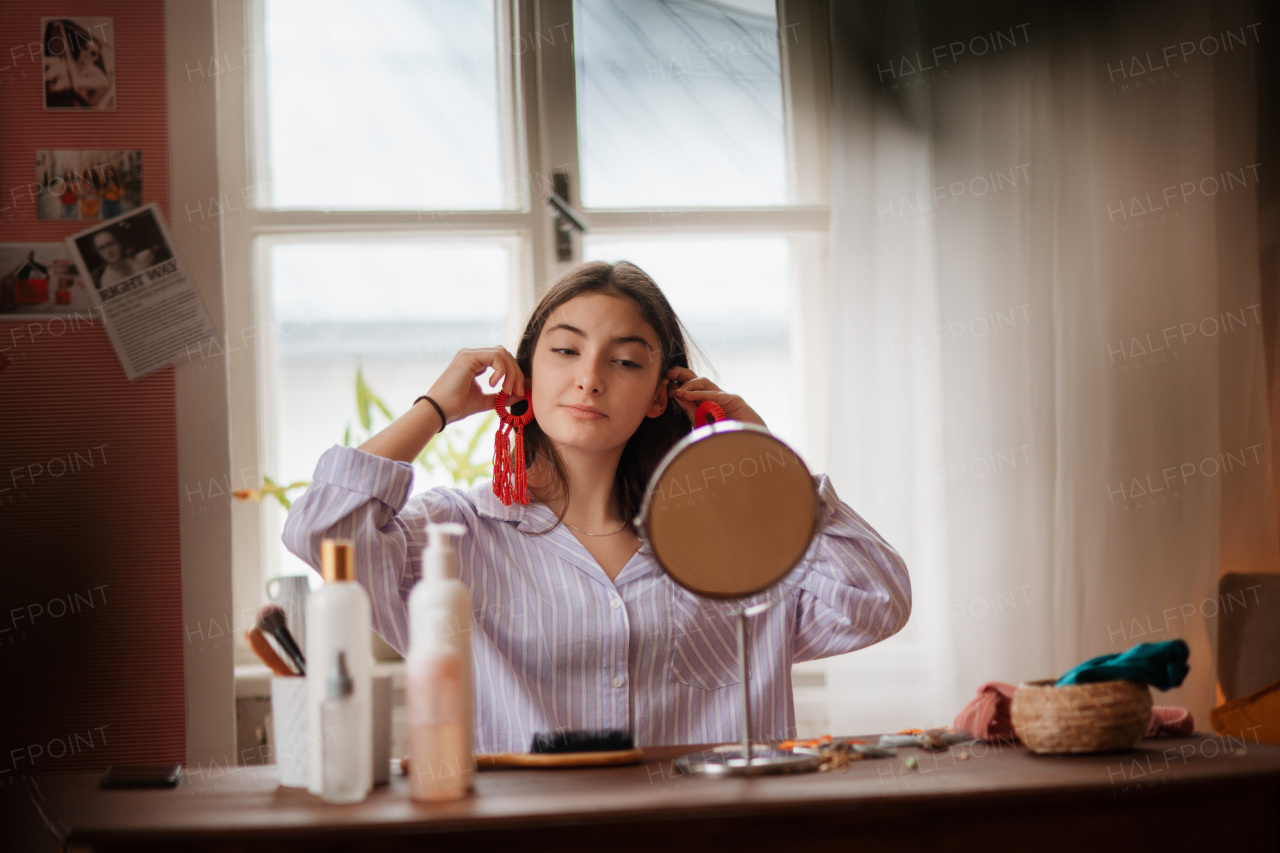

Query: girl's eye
616;360;641;369
550;347;576;356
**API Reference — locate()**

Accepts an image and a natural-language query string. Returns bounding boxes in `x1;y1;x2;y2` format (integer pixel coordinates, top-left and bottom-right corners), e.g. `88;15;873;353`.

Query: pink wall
0;0;185;772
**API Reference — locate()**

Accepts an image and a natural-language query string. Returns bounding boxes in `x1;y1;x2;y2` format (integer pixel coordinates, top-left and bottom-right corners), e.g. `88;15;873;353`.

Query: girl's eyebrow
546;323;655;349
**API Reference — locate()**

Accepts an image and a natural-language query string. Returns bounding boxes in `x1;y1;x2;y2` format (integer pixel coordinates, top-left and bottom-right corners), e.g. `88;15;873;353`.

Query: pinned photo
42;18;116;110
0;244;94;317
35;150;143;221
70;208;174;294
65;204;216;379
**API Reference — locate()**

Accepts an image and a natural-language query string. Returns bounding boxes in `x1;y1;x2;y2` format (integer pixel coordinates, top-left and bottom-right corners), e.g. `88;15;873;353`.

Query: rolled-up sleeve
789;474;912;662
282;444;464;653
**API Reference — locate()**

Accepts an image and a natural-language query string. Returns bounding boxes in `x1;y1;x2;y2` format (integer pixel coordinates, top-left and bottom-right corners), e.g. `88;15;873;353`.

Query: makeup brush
530;730;634;754
244;627;298;676
256;603;306;676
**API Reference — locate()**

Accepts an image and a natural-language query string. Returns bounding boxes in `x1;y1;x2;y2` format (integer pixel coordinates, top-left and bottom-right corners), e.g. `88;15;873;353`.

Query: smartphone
99;764;183;789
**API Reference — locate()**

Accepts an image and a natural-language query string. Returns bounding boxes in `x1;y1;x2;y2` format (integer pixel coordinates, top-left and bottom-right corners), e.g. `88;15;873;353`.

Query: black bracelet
414;395;449;429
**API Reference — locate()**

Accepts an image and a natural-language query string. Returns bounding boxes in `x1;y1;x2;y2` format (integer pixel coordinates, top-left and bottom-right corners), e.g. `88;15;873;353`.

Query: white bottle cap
424;523;467;581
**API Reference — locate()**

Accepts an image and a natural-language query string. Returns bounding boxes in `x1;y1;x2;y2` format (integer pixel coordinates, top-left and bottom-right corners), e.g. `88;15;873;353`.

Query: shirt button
610;598;622;609
612;675;625;688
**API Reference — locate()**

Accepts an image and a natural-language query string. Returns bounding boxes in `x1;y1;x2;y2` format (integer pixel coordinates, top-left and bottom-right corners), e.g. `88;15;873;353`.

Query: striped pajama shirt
284;445;911;752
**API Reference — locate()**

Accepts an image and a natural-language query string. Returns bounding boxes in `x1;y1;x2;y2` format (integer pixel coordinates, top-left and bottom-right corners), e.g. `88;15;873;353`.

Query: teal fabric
1055;639;1190;689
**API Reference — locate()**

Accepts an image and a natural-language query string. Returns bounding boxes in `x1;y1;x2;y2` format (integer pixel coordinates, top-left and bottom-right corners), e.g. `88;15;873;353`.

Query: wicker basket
1011;679;1152;754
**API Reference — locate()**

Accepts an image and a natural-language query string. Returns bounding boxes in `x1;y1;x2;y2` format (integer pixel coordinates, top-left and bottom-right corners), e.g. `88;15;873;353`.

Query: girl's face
94;232;122;264
529;292;669;457
79;41;101;66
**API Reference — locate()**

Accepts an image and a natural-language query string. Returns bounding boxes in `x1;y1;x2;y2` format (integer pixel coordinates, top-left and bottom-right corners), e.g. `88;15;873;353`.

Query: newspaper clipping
65;203;215;379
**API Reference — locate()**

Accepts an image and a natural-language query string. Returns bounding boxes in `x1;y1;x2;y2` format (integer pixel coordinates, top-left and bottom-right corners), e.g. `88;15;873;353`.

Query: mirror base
675;746;822;776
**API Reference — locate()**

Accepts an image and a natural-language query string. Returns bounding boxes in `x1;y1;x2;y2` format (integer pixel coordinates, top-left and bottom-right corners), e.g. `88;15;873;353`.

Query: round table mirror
635;418;823;775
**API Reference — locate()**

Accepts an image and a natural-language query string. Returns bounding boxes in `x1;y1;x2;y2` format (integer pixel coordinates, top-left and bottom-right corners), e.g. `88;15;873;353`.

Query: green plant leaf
254;369;501;513
354;364;374;431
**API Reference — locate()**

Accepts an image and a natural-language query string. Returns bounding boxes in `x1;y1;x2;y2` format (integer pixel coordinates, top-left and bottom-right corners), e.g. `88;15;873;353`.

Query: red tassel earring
493;391;534;506
693;400;727;426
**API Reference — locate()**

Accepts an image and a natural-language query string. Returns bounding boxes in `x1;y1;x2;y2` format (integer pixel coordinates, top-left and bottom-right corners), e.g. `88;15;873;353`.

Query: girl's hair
515;261;696;531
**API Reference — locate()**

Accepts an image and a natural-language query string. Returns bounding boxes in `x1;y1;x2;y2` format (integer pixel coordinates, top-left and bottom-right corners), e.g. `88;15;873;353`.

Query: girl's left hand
665;367;767;429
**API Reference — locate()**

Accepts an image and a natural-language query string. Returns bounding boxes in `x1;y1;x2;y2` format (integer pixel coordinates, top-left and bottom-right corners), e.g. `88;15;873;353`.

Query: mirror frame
633;420;822;599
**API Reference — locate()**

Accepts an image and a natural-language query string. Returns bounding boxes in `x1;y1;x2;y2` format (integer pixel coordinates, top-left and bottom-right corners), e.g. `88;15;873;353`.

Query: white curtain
820;0;1277;733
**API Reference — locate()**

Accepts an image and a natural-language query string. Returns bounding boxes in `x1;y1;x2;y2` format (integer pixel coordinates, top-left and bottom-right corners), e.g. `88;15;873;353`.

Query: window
218;0;831;672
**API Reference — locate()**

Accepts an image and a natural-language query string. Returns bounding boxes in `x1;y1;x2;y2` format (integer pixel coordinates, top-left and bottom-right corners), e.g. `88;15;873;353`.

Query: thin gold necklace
563;519;629;537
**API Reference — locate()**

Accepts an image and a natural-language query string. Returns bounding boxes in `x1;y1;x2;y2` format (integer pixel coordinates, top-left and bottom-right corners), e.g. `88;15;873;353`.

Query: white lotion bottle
320;651;363;803
407;522;476;800
307;539;372;799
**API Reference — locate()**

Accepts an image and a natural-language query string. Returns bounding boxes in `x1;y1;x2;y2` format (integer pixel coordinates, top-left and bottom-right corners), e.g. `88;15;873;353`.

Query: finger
465;349;502;380
669;371;721;392
679;381;722;394
672;393;698;417
496;362;522;395
675;388;728;400
490;348;524;397
508;359;527;398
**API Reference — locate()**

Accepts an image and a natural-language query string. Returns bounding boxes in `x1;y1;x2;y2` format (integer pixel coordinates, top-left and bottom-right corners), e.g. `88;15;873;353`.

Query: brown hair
515;261;696;531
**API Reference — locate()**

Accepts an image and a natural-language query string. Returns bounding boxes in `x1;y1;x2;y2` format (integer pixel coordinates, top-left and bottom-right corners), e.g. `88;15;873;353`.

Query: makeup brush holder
270;674;393;787
270;676;311;787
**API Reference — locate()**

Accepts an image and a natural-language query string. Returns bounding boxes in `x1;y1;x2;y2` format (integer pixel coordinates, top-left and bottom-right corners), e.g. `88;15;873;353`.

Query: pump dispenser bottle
307;539;372;799
407;523;475;801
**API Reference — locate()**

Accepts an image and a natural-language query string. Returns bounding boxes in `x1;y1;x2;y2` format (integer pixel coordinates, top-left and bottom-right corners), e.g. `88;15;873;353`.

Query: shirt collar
468;480;557;532
468;479;658;583
468;479;656;543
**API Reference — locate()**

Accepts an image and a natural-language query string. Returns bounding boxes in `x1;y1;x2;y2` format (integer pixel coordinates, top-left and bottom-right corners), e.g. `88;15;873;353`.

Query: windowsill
234;660;407;699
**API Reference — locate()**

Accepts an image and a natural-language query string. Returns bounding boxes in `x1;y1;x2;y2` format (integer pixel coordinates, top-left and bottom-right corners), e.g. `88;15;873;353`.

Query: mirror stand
674;610;822;777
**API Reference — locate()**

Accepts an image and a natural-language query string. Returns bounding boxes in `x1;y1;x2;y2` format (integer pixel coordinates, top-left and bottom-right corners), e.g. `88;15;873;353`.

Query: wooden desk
27;735;1280;852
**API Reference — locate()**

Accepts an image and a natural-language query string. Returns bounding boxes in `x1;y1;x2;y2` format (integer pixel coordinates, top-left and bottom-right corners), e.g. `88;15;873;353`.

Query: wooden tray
475;748;644;768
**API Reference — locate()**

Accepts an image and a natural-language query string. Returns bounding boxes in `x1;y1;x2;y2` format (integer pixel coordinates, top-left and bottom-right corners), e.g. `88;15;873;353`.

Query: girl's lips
563;405;606;420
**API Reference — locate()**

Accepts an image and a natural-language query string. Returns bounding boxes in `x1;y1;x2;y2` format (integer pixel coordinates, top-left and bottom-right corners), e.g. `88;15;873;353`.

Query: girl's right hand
425;346;527;424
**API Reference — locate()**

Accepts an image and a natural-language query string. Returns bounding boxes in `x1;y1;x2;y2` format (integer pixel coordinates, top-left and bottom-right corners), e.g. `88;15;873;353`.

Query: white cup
266;575;312;653
270;674;392;788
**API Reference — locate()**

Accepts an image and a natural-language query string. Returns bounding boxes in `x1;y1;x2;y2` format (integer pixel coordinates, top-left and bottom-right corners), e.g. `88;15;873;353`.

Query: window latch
545;172;586;262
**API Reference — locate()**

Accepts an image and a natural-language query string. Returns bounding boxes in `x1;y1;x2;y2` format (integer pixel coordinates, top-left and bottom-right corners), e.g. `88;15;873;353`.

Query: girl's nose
576;360;603;393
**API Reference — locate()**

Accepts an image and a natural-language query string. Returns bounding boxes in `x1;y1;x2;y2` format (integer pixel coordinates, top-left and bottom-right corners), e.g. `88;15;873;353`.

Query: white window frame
216;0;831;665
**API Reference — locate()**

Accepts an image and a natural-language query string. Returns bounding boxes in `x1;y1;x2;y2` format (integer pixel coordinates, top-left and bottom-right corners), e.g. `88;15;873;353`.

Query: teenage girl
284;261;911;751
77;168;100;220
99;165;124;219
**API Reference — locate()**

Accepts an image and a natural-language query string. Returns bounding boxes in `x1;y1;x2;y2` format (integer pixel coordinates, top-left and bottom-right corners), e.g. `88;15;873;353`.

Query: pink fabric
952;682;1017;741
1146;705;1195;737
952;682;1195;741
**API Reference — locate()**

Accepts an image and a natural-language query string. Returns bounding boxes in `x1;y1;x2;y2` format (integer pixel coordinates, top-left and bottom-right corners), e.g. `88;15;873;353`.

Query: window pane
265;238;510;492
262;0;512;210
582;235;794;445
574;0;788;208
